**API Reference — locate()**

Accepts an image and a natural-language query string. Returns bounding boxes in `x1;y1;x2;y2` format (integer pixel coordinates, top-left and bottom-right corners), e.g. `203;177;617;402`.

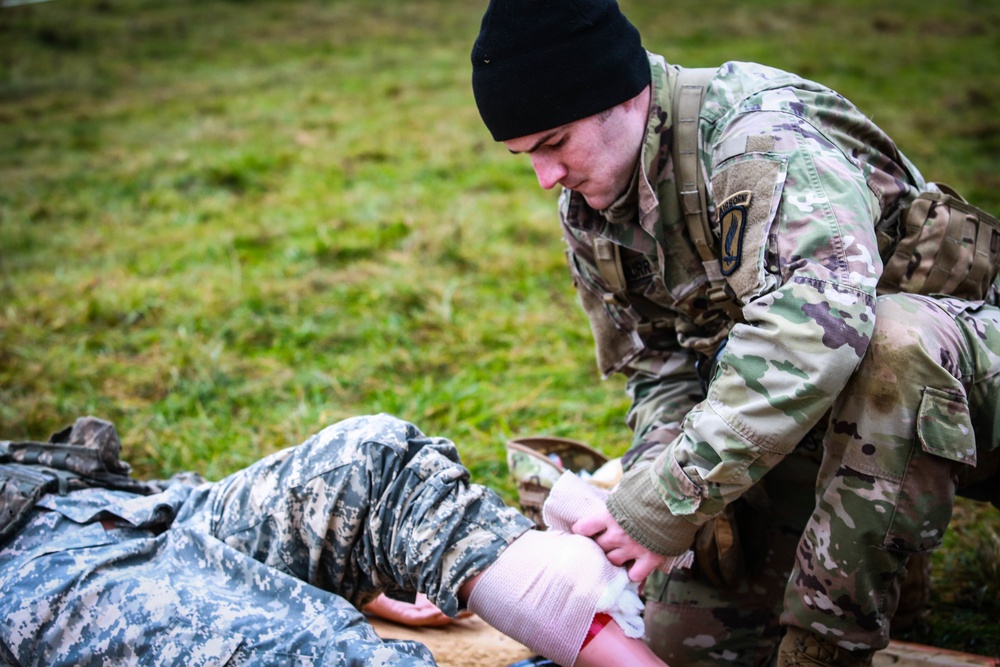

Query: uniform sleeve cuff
606;466;700;557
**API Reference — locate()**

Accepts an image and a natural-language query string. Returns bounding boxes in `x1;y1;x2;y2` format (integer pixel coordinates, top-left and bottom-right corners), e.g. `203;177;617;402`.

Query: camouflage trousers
644;294;1000;666
0;414;533;666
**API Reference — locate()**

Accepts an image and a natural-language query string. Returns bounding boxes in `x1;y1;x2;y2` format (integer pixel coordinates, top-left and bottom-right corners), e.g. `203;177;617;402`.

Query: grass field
1;0;998;656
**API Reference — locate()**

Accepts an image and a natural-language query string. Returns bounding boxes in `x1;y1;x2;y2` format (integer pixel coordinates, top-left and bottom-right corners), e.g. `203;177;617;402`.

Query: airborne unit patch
718;190;753;276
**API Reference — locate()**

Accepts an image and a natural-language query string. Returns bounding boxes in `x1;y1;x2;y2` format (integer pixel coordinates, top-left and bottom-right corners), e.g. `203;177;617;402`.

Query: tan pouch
880;184;1000;301
692;486;769;588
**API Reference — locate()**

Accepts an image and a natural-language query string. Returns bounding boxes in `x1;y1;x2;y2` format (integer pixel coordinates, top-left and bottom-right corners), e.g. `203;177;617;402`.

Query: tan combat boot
776;627;874;667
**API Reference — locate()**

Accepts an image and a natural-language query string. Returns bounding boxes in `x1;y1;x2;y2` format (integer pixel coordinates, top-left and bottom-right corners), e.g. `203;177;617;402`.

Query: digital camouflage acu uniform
0;414;533;666
562;53;1000;665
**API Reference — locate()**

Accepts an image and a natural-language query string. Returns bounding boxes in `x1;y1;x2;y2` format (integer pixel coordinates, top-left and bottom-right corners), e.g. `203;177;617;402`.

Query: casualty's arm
577;614;668;667
458;572;667;667
460;473;664;667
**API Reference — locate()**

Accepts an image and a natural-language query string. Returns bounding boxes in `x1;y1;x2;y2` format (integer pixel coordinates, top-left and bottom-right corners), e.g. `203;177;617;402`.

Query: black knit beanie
471;0;650;142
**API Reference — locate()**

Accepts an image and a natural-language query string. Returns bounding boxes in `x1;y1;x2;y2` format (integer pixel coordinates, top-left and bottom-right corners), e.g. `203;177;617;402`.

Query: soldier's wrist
607;468;699;557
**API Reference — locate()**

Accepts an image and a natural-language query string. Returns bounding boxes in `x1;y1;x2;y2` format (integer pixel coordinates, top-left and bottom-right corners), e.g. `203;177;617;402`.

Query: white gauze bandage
467;473;645;667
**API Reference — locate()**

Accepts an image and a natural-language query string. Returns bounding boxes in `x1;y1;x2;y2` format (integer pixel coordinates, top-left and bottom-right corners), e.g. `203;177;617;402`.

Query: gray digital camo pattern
0;414;533;666
557;53;1000;663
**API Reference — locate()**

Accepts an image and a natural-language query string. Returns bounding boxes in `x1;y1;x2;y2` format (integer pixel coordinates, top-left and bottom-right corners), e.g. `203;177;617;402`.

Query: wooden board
875;641;999;667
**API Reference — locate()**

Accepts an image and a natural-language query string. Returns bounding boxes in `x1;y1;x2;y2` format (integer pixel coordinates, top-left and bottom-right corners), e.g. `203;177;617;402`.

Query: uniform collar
600;162;641;225
599;52;676;234
637;53;676;232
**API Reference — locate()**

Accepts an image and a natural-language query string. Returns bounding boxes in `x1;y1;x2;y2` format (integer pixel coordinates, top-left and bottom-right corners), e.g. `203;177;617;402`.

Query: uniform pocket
882;387;975;552
569;252;645;377
916;386;977;466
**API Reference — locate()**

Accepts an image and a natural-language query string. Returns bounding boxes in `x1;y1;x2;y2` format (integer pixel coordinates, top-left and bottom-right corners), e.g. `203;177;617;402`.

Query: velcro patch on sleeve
711;155;788;300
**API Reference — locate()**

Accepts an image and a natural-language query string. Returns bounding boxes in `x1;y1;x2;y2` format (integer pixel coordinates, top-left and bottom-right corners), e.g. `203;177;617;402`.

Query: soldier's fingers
604;547;635;568
591;530;626;555
571;514;609;538
626;555;663;583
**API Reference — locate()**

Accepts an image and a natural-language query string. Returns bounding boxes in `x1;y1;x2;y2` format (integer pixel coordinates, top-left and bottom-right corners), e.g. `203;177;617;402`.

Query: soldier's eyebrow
507;130;559;155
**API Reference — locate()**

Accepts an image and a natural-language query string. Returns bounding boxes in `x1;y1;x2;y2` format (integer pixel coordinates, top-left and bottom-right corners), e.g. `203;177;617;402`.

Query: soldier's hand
363;593;468;627
572;507;667;582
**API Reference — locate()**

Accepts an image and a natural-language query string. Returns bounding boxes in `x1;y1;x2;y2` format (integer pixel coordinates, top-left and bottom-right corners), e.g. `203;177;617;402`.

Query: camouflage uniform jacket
562;53;928;556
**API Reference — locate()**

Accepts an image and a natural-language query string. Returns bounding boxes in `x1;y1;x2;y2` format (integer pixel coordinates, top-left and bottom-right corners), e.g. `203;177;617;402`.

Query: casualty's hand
363;593;469;627
572;505;667;583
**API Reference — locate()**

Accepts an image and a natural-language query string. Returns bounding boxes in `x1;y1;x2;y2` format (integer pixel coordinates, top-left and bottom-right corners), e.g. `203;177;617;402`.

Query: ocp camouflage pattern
0;414;533;666
781;294;1000;652
557;52;999;659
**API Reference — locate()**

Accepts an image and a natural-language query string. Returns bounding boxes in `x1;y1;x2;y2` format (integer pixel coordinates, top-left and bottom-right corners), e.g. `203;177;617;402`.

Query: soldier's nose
530;154;567;190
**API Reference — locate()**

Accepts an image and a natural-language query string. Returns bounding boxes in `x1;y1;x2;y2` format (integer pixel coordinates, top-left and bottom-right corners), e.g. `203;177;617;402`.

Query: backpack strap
590;68;743;328
672;67;743;321
592;237;628;303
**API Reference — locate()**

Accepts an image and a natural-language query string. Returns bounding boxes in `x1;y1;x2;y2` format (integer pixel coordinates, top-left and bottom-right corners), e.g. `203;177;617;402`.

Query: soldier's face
503;88;648;211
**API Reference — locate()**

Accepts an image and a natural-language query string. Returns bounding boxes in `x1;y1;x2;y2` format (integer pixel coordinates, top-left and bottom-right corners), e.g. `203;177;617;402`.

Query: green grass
1;0;998;655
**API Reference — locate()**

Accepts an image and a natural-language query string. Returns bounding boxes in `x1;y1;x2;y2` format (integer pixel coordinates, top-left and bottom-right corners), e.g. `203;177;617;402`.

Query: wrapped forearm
468;473;646;667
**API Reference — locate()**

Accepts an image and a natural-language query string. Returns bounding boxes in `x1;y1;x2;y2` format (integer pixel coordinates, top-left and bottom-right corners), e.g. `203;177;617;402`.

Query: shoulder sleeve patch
710;155;788;300
718;190;752;276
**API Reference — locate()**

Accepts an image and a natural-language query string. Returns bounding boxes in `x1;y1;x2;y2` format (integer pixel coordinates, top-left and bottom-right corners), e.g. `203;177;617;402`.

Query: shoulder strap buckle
672;67;743;321
592;236;628;296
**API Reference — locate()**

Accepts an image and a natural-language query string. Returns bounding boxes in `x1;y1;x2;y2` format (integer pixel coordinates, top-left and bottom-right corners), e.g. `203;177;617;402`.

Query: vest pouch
879;185;1000;301
0;463;60;548
568;247;645;377
1;417;167;547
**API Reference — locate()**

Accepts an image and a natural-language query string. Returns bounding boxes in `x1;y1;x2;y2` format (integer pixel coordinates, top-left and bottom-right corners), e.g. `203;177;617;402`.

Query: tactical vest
591;68;1000;325
0;417;166;548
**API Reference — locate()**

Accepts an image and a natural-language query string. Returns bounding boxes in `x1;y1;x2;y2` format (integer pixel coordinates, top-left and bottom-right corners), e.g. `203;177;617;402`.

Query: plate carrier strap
673;67;743;320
